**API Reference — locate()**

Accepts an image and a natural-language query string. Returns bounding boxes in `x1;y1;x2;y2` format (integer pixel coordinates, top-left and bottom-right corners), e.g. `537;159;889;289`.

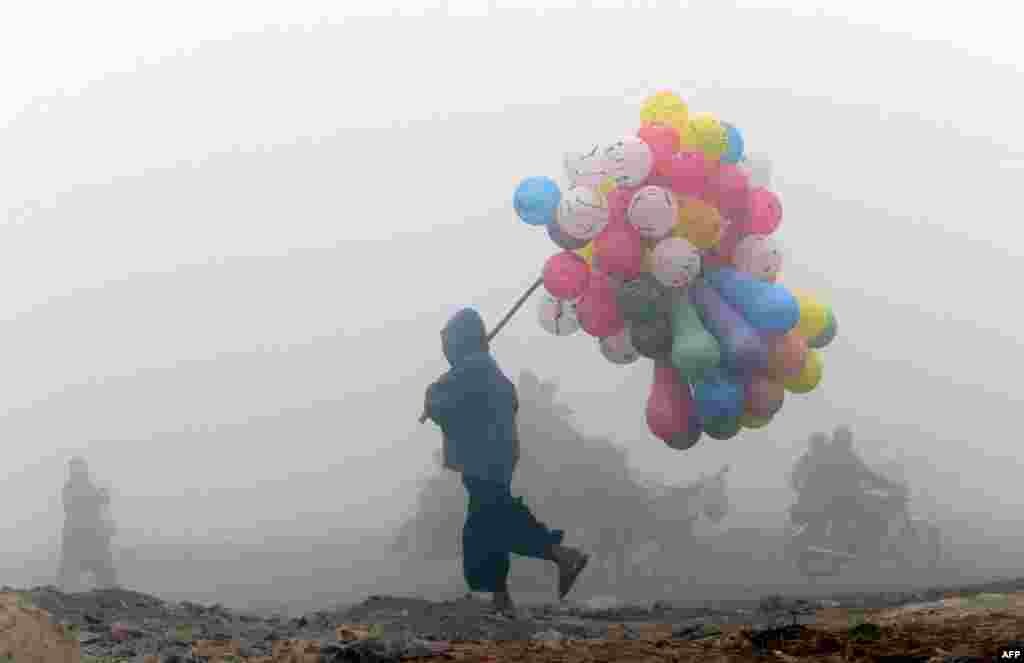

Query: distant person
57;457;118;590
423;308;589;613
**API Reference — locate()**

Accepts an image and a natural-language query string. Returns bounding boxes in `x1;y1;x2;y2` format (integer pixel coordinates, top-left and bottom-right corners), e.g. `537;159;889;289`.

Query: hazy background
1;0;1022;610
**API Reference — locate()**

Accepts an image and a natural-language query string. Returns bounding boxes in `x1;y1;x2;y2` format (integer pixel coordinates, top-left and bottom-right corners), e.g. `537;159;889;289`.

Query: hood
442;308;488;366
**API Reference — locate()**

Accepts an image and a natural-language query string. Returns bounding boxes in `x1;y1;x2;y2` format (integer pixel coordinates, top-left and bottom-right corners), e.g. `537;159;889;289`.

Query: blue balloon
693;368;745;421
514;176;561;226
721;123;745;165
690;281;770;372
702;267;799;335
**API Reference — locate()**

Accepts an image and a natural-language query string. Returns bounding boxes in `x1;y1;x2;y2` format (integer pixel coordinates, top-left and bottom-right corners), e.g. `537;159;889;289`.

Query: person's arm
424;370;464;426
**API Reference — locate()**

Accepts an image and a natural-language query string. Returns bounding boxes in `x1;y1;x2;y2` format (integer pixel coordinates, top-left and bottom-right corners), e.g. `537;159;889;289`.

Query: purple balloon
547;219;589;250
691;281;770;372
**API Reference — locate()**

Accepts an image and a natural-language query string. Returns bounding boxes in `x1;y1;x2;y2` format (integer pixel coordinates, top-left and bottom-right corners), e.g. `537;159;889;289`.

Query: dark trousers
461;475;564;593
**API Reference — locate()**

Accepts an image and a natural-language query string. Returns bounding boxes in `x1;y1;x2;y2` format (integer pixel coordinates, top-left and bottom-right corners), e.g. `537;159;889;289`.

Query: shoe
557;549;590;600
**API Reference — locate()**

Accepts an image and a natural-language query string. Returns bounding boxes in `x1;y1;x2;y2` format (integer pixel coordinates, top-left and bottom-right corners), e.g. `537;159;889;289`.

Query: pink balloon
604;185;639;225
665;151;708;197
542;251;590;300
711;163;751;218
594;219;644;281
646;362;693;443
745;373;785;418
637;124;681;178
576;269;625;338
748;187;783;235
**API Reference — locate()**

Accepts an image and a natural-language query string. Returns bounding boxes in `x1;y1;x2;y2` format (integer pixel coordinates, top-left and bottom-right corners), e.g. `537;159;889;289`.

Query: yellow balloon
793;292;830;339
597;177;617;198
673;196;723;250
681;112;728;161
783;350;823;394
640;91;689;135
740;412;772;429
576;241;595;266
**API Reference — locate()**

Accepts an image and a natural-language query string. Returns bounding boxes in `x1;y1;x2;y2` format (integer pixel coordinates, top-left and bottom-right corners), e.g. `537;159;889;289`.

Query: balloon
543;251;590;300
513;176;561;226
630;315;674;361
537;293;581;336
601;137;653;187
547;219;589;250
740;412;772;429
667;415;703;450
702;267;799;335
721;122;745;165
617;272;669;324
557;185;610;241
650;237;701;289
703;415;742;440
744;373;785;418
693;369;745;421
747;187;783;235
691;281;770;372
646;361;694;444
576;241;595;266
669;291;721;383
604;184;639;224
793;291;830;339
682;112;728;161
808;310;837;349
593;219;644;281
599;326;640;364
665;151;708;197
732;234;783;281
639;90;689;135
627;185;678;240
709;163;750;218
766;330;809;379
783;349;823;394
598;176;617;197
637;124;681;177
564;145;607;188
673;197;724;250
576;269;625;338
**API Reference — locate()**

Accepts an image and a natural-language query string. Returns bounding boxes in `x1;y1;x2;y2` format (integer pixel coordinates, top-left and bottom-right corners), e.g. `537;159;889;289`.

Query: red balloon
665;151;708;198
748;187;783;235
711;163;751;218
637;124;681;177
767;330;808;379
593;219;644;281
646;362;693;443
604;184;639;225
542;251;590;300
576;268;625;338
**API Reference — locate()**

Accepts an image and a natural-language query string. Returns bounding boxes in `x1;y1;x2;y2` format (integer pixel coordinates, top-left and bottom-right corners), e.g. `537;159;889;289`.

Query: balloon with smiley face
651;237;702;290
537;292;581;336
556;185;610;242
732;234;783;281
627;185;678;240
747;187;783;235
564;145;608;188
601;136;653;188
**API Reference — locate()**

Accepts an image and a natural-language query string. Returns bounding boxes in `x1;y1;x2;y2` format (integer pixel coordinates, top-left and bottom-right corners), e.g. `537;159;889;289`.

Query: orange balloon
673;196;724;250
767;330;809;379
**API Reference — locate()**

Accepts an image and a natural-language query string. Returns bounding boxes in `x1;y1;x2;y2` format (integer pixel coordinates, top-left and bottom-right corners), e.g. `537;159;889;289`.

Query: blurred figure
57;457;118;591
423;308;589;613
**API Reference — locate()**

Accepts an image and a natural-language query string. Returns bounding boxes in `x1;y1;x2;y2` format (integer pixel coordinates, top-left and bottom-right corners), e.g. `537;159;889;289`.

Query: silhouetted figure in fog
58;457;118;590
423;308;589;612
790;426;899;555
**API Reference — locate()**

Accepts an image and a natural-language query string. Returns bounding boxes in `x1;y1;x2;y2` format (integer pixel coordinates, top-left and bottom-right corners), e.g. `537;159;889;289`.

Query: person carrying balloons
422;308;590;612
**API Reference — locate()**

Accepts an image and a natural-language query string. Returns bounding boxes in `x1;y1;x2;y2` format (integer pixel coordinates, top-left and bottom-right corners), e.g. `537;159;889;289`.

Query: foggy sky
2;1;1022;578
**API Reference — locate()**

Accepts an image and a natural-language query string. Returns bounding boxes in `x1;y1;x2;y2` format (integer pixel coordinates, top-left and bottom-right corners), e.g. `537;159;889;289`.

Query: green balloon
703;415;742;440
669;292;722;383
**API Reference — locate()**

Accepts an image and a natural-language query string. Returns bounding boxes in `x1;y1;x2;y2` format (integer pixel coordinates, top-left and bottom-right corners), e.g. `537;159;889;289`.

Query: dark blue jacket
425;308;519;484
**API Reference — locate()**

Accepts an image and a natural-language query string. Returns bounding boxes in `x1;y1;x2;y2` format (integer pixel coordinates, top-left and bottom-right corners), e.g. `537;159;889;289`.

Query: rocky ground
3;577;1024;662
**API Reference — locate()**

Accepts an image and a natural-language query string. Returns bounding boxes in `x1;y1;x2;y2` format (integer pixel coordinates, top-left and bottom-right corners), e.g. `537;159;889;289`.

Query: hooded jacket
425;308;519;484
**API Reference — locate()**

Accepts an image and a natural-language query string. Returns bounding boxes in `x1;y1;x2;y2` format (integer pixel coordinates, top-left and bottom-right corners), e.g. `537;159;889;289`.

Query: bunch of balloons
514;90;838;450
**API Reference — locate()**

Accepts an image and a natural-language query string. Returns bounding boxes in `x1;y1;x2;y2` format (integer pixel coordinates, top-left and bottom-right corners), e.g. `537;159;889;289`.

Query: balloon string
418;275;544;424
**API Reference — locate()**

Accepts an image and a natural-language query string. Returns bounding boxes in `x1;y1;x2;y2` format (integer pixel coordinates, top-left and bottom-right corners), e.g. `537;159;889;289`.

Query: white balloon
537;293;581;336
599;326;640;365
564;145;607;188
651;237;701;289
733;234;783;281
627;185;678;240
556;185;610;241
601;136;653;187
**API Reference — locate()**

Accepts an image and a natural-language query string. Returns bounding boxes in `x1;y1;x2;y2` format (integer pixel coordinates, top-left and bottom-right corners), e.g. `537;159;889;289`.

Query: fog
1;2;1022;611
